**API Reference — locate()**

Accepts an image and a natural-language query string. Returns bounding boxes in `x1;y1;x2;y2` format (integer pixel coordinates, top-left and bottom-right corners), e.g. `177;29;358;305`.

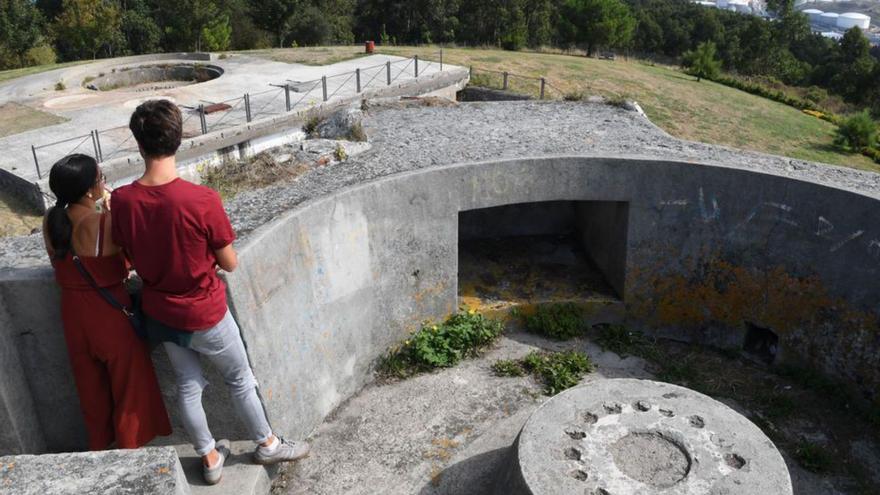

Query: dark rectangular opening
458;201;628;307
743;323;779;364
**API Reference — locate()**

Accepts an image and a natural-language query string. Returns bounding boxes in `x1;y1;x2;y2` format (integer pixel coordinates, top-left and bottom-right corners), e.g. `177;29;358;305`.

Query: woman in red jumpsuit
43;154;171;450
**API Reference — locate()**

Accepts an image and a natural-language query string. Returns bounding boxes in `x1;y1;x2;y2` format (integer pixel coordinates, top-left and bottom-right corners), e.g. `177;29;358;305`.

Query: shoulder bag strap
70;246;134;318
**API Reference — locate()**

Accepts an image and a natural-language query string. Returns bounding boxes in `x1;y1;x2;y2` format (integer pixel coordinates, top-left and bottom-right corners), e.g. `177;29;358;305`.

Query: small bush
605;94;630;109
82;76;95;86
379;309;504;378
347;121;367;141
24;44;56;66
54;80;65;91
563;91;586;101
303;112;323;136
521;350;594;395
834;110;877;151
793;441;834;473
492;359;526;377
524;303;584;340
334;144;347;161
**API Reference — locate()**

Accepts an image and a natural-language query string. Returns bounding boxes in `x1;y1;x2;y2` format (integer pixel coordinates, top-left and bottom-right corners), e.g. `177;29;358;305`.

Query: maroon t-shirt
111;178;235;331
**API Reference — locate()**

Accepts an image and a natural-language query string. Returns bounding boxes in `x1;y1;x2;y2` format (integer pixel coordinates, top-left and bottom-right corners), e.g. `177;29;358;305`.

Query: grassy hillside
377;46;879;173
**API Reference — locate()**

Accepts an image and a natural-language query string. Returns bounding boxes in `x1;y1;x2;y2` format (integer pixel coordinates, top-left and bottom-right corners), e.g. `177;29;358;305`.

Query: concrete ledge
0;447;189;495
175;442;277;495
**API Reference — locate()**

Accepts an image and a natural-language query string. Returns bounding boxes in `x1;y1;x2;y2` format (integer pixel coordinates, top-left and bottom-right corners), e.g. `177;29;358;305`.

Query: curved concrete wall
227;156;880;439
1;156;878;454
87;64;223;91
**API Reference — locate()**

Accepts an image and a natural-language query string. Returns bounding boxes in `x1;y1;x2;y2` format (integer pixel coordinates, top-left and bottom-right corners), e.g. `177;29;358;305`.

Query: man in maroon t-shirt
112;100;308;484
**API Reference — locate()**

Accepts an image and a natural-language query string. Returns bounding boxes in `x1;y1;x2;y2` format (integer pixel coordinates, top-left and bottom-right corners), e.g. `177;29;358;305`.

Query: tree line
1;0;879;112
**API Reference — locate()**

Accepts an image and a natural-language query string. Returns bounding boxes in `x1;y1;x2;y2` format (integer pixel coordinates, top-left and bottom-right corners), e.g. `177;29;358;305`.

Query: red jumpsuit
51;214;171;450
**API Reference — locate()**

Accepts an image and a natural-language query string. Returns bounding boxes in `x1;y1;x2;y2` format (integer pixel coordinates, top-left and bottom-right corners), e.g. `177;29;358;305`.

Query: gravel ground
3;100;879;269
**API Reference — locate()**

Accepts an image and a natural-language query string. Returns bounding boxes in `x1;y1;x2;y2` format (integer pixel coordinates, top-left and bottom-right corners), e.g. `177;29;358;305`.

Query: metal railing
29;51;447;179
467;66;567;100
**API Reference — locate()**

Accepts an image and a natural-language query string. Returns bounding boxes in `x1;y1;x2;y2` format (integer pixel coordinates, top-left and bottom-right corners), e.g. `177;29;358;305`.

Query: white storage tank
820;12;839;26
717;0;730;8
803;8;824;23
728;0;751;13
838;12;870;29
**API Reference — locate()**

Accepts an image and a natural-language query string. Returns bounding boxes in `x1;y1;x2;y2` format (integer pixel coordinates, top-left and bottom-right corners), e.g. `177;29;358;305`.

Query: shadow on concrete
418;447;510;495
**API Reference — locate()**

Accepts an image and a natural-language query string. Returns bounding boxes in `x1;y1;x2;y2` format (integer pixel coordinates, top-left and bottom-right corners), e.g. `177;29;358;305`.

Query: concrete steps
174;441;278;495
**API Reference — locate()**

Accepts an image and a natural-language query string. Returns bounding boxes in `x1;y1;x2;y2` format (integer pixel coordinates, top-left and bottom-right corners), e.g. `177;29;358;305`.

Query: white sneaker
253;437;310;465
203;439;230;485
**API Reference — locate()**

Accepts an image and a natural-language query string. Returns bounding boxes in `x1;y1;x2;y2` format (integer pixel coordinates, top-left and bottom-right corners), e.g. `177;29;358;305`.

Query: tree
248;0;299;47
121;0;161;55
201;14;232;51
834;110;877;150
559;0;635;56
0;0;44;68
53;0;122;60
683;41;721;82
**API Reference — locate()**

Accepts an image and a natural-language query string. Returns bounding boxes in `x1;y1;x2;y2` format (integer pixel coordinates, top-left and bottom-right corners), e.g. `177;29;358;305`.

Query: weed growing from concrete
793;441;834;473
524;303;585;340
347;121;367;142
303;112;323;136
54;80;65;91
379;309;503;379
491;359;526;377
492;351;594;395
334;144;348;161
521;350;594;395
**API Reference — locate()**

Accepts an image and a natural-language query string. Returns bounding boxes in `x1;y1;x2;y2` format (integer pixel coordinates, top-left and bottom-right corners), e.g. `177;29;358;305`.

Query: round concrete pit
503;379;792;494
85;63;223;92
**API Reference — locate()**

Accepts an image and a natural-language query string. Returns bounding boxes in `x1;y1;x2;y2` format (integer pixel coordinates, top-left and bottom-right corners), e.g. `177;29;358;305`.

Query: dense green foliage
2;0;879;116
379;309;504;378
834;110;878;151
493;350;595;395
682;41;720;81
524;303;585;340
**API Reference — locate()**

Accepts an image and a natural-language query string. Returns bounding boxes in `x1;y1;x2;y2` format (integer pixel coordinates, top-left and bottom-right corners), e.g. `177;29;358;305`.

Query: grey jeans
163;309;272;456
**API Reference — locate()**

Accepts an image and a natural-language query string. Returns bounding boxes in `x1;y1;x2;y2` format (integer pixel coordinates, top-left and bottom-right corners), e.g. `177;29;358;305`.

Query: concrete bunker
85;63;223;92
458;201;628;311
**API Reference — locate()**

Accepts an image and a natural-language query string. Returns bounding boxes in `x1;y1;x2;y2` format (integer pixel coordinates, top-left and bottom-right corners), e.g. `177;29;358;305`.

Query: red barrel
365;41;375;53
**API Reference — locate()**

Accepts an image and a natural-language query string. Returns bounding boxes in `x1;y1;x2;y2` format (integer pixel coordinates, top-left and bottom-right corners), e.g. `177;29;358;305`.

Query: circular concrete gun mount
502;379;792;495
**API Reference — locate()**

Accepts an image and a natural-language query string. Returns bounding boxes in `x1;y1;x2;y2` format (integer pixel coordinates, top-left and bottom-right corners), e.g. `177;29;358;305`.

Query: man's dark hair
129;99;183;159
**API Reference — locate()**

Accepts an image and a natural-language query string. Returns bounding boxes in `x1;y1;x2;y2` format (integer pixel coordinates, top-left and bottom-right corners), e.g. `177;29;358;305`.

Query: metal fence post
540;77;546;99
503;72;509;90
469;66;473;79
440;48;443;71
386;61;391;85
90;130;98;160
356;68;361;93
244;94;252;122
93;129;103;162
284;84;291;111
322;76;328;102
198;104;207;134
414;55;419;77
31;145;41;180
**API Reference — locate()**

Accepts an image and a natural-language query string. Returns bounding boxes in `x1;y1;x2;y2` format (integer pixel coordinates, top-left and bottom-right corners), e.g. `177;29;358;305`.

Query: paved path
0;52;444;181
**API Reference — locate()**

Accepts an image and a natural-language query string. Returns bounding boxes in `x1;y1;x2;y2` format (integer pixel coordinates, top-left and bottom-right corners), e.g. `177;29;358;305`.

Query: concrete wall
2;156;879;454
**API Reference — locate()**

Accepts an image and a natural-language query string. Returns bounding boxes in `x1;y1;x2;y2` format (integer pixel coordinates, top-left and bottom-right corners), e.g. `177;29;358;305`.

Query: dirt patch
0;190;42;238
0;103;67;138
202;152;314;200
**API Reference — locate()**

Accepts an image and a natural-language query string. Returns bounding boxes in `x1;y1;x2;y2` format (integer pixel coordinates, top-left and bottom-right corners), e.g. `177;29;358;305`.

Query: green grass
494;350;595;395
377;45;879;172
0;60;90;85
236;46;369;66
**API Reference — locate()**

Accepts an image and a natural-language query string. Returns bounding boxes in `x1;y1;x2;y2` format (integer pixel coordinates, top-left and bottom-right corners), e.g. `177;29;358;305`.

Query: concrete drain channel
495;379;792;494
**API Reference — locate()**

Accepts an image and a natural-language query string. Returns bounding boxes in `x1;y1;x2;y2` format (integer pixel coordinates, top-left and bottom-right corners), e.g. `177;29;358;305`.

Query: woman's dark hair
129;99;182;158
46;154;98;259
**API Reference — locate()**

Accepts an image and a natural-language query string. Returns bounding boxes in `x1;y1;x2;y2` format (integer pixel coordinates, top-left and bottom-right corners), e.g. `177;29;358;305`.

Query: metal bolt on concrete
499;379;793;495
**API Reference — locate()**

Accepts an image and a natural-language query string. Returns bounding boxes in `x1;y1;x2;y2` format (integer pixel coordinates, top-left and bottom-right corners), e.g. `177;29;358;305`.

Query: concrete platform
174;441;277;495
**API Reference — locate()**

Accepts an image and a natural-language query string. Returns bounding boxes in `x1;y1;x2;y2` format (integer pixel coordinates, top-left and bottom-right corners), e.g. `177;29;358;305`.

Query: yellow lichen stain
628;253;877;337
290;384;297;400
266;388;273;401
157;466;170;475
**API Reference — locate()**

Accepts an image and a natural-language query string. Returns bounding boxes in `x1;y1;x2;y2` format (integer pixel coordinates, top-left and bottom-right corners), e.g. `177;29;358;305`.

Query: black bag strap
70;246;134;318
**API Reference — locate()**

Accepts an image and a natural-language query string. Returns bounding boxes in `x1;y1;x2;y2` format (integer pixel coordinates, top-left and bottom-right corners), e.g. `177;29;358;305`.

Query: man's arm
214;244;238;272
